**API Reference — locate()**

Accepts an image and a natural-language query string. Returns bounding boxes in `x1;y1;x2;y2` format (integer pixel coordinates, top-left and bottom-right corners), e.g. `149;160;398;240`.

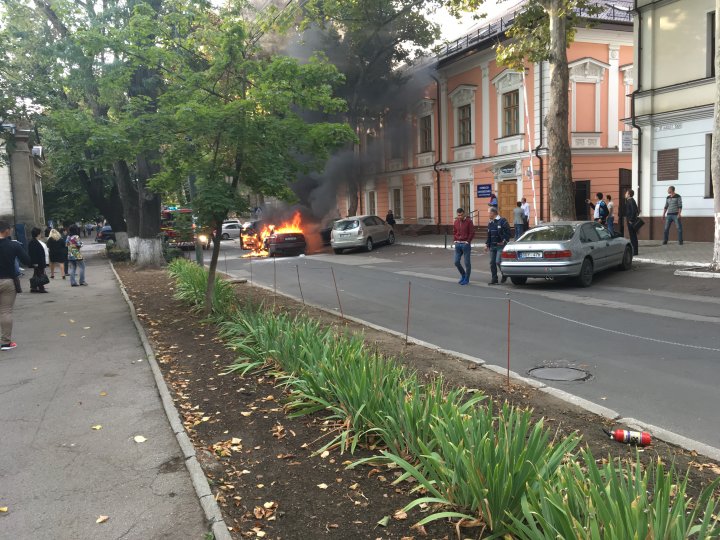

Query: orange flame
242;211;304;257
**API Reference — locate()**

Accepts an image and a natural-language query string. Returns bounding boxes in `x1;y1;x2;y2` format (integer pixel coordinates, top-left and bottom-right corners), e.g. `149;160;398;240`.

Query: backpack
598;201;609;219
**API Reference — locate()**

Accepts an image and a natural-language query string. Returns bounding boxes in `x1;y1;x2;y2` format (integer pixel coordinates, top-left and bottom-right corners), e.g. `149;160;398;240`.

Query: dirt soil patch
115;264;720;540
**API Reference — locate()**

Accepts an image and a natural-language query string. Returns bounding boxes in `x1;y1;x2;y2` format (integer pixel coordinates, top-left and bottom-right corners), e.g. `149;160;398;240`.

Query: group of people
0;221;87;351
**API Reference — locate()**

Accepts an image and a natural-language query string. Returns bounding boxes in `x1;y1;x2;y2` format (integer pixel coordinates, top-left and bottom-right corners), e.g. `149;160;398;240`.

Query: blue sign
476;184;492;198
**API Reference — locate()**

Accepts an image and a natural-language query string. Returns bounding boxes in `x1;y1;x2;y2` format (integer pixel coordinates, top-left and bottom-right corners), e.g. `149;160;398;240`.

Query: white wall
0;164;13;217
650;117;714;217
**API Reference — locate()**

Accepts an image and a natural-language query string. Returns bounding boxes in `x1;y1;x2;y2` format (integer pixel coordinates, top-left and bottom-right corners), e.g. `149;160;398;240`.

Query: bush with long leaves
167;259;237;320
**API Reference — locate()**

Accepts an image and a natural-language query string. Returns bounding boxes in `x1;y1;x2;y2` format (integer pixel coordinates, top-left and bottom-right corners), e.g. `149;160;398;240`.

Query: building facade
337;2;635;232
0;123;45;244
633;0;716;241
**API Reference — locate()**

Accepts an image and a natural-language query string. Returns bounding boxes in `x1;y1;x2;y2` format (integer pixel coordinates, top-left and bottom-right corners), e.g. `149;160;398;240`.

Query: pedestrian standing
662;185;683;245
0;220;32;351
60;227;70;277
485;207;512;285
625;189;639;256
521;197;530;228
512;201;525;240
28;227;49;293
47;229;67;279
453;208;475;285
85;222;93;238
385;209;396;229
606;194;615;234
66;225;88;287
488;192;498;209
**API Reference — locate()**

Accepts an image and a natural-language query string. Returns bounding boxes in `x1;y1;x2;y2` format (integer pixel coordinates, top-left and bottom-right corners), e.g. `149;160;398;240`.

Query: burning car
241;212;306;257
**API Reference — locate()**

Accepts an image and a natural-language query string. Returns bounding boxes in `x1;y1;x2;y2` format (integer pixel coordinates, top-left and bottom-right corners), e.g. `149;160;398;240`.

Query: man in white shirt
606;194;615;234
521;198;530;226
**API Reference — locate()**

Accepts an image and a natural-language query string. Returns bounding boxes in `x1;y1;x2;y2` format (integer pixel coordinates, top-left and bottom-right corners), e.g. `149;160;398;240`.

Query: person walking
60;227;70;277
385;209;396;229
0;220;32;350
453;208;475;285
606;194;615;234
512;201;525;240
66;225;88;287
586;192;608;225
46;228;67;279
521;197;530;228
28;227;49;293
662;185;683;245
488;192;498;209
485;207;512;285
625;189;639;256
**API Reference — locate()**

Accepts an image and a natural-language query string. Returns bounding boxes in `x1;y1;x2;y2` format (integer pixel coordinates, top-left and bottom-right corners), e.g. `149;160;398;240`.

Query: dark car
95;225;115;243
320;219;340;246
240;220;264;250
268;232;306;257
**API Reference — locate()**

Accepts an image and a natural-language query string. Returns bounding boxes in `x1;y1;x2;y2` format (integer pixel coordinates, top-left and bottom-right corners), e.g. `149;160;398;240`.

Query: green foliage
106;247;131;262
167;259;237;320
163;247;185;263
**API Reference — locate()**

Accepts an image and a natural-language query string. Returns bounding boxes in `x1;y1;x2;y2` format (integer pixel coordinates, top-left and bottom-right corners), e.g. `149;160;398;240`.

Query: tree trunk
113;159;140;250
347;179;359;216
203;222;223;317
545;0;574;221
133;152;164;267
77;169;127;247
712;5;720;271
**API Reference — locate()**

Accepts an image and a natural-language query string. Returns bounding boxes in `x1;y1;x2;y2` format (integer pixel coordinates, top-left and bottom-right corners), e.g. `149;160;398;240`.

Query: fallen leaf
393;510;408;520
317;483;329;490
240;411;252;417
320;450;330;459
69;319;75;323
91;425;102;430
0;507;8;512
96;515;109;524
231;437;242;445
133;435;147;443
263;501;275;509
377;516;390;527
256;531;266;538
99;392;107;397
83;326;91;330
59;333;67;337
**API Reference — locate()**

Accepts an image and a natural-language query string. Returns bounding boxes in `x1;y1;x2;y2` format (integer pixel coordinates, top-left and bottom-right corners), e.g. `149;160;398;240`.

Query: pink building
337;2;635;232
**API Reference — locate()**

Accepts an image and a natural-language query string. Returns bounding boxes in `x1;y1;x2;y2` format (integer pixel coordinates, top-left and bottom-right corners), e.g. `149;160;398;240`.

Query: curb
243;277;720;462
634;257;707;267
109;262;232;540
674;267;720;279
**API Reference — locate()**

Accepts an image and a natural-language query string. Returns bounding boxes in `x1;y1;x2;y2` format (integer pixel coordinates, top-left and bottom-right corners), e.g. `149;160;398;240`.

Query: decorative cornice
416;99;435;117
491;70;523;92
635;76;713;98
448;84;477;107
569;57;609;82
631;104;714;127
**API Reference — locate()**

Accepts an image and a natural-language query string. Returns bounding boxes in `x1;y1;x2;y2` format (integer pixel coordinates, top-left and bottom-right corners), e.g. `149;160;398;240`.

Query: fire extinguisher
602;428;652;446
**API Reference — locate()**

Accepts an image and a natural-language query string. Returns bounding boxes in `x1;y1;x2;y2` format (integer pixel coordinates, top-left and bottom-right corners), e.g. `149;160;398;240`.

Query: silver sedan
331;215;395;253
500;221;633;287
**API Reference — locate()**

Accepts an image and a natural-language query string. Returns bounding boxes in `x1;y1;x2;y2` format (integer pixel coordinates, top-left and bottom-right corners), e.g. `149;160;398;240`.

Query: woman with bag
66;225;88;287
46;228;67;279
28;227;49;293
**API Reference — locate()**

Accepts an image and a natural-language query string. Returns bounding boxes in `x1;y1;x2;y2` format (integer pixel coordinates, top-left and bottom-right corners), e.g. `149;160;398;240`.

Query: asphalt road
208;239;720;450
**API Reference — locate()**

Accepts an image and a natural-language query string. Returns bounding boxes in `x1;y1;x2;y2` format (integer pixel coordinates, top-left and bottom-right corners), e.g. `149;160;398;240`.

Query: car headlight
198;234;209;243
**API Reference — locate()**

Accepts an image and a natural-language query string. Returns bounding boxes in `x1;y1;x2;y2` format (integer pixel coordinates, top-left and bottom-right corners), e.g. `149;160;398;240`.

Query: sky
429;0;523;43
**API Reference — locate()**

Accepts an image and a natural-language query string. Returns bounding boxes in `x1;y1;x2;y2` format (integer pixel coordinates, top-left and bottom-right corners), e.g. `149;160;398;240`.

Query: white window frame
388;176;404;222
569;57;609;133
416;172;434;223
449;85;477;147
365;189;377;216
415;99;435;154
492;71;524;139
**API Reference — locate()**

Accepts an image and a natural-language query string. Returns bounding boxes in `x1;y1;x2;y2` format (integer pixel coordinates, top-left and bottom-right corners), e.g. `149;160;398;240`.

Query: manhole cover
528;366;591;382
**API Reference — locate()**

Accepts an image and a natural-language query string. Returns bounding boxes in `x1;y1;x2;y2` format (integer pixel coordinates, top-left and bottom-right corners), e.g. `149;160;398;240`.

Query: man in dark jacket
484;207;512;285
453;208;475;285
28;227;48;293
0;220;32;350
625;189;639;256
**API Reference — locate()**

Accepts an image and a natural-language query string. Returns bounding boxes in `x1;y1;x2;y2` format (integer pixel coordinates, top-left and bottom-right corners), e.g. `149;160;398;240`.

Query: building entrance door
574;180;591;220
498;181;517;221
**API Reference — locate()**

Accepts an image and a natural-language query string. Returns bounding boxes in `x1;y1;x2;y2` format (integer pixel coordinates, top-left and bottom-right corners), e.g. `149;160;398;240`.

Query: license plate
284;237;296;241
340;233;350;237
519;251;542;259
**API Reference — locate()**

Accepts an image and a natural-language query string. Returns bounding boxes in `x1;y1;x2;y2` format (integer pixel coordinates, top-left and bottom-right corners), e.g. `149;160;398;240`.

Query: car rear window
517;225;575;242
334;220;359;231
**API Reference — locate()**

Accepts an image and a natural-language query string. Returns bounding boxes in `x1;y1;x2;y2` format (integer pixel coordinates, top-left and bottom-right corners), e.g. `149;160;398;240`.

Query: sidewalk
0;251;208;539
396;234;713;267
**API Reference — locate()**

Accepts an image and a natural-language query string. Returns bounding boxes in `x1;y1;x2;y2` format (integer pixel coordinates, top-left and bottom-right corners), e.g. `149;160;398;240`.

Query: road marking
305;254;395;266
395;271;720;325
597;285;720;305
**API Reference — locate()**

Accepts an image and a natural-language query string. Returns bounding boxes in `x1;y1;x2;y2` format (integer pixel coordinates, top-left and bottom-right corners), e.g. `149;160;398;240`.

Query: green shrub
106;247;130;262
163;247;184;262
167;258;237;319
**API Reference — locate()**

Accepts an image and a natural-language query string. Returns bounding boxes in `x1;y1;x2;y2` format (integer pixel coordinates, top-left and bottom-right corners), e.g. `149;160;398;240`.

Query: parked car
320;218;340;246
240;220;264;249
500;221;633;287
330;215;395;254
268;231;306;257
223;219;241;226
220;222;242;240
95;225;115;243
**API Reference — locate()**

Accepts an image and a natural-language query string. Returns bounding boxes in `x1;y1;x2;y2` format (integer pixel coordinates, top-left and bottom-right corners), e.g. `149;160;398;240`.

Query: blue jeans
489;247;503;282
514;223;525;240
663;214;683;244
454;243;471;279
606;216;614;235
68;260;86;285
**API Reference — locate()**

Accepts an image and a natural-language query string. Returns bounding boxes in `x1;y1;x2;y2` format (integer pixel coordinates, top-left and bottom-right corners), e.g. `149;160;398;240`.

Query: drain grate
528;366;591;382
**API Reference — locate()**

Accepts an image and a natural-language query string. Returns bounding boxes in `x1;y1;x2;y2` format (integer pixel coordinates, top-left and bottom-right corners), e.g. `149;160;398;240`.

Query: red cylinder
609;429;651;446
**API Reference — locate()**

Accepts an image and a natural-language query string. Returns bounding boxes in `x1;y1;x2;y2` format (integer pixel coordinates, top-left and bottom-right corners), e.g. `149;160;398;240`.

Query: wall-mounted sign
476;184;493;198
655;123;682;132
620;130;633;152
499;164;516;175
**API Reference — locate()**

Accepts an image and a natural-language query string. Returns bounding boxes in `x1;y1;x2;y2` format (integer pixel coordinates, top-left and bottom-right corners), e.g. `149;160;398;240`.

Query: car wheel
619;246;633;271
576;258;594;287
387;231;395;245
221;233;230;240
365;238;374;252
333;248;343;254
510;276;527;285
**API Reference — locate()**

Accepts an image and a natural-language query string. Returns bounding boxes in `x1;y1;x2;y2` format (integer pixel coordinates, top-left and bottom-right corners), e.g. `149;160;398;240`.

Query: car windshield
334;220;359;231
517;225;575;242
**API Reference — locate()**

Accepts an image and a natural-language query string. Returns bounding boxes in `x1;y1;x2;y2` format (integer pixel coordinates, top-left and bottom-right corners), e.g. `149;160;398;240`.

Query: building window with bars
458;104;472;146
392;188;402;218
419;115;432;153
459;182;471;214
421;186;432;219
503;90;520;137
368;191;377;216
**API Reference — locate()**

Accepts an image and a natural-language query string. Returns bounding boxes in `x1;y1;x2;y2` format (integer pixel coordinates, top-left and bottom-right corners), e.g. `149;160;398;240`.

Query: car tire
387;232;395;245
221;233;230;240
365;238;374;252
333;248;343;254
619;246;633;271
510;276;527;285
576;258;594;287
